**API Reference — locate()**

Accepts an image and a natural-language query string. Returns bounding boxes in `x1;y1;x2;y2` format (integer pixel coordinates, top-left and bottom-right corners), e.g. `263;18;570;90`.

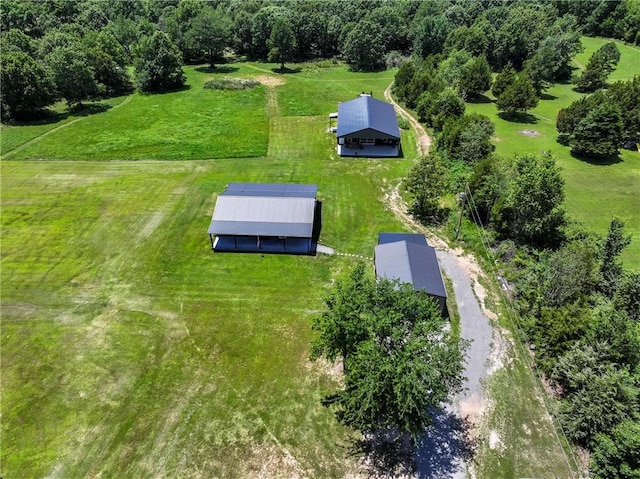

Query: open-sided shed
208;183;318;254
374;233;447;314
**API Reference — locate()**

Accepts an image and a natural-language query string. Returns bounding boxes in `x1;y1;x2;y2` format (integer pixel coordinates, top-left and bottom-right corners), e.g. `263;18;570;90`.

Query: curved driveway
384;85;494;478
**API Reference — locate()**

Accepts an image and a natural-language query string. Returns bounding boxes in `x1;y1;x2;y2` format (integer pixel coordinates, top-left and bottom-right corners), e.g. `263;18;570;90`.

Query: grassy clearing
2;59;579;478
2;66;269;160
1;64;413;477
466;37;640;268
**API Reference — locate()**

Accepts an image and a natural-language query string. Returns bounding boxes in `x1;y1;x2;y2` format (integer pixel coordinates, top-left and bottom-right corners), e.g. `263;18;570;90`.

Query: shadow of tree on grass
195;65;239;74
345;407;476;478
271;66;302;74
570;149;623;165
497;111;538;124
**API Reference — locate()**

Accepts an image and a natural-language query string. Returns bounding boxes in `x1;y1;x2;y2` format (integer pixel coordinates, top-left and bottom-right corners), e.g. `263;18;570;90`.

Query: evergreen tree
459;55;492;99
491;62;516;99
598;218;632;298
575;42;621;92
496;74;539;117
570;102;624;158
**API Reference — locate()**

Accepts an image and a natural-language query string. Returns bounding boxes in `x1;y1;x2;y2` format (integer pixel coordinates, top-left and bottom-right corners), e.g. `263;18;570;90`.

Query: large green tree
187;6;232;69
493;153;566;248
341;19;385;71
46;46;99;107
570;102;624;158
413;14;453;58
404;152;449;222
267;17;296;70
575;42;621;93
459;55;491;99
0;51;56;120
134;31;186;92
496;74;539;117
311;263;466;440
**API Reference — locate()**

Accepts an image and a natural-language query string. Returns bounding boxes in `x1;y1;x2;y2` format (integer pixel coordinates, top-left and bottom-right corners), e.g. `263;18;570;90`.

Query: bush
204;77;260;90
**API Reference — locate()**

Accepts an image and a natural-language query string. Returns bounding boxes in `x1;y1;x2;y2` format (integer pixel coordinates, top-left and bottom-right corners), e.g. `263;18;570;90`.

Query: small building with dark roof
208;183;319;254
333;95;401;157
374;233;447;314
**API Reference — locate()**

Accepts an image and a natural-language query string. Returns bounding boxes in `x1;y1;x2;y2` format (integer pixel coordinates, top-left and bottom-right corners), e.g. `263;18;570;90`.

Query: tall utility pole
455;189;467;240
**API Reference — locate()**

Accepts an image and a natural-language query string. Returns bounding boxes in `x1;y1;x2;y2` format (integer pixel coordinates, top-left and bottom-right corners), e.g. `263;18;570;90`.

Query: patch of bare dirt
384;85;431;156
519;129;541;137
254;75;286;87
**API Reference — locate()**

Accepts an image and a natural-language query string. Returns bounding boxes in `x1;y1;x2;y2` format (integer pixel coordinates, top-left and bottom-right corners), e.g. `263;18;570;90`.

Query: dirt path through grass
384;84;431;156
383;82;577;478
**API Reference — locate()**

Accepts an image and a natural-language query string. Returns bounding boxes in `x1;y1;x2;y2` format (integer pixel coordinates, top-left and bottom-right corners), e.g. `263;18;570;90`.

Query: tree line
394;40;639;479
3;0;639;122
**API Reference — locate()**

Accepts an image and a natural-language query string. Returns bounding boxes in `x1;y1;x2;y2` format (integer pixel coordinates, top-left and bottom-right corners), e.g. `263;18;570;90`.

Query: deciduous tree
341;19;385;71
0;51;56;120
311;263;466;440
267;17;296;70
134;31;185;92
493;153;566;248
404;152;449;222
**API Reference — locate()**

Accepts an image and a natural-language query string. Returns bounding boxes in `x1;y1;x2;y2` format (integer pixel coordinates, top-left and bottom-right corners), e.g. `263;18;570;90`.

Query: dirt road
384;83;495;479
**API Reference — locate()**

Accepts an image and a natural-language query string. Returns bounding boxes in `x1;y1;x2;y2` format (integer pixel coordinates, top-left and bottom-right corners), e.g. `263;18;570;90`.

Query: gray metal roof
222;183;318;198
336;95;400;139
375;240;447;298
208;184;317;238
378;233;428;247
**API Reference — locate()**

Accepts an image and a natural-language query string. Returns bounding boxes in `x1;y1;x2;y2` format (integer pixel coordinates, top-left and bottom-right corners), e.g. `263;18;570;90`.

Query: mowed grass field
0;57;595;479
1;64;414;478
466;37;640;268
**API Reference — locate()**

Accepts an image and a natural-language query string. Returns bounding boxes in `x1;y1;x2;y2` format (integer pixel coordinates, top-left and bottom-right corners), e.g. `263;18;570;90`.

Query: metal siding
209;196;315;237
378;233;428;246
336;96;400;139
223;183;318;198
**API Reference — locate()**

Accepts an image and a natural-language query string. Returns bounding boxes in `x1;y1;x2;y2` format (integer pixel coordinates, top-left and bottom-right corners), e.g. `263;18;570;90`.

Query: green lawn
466;37;640;268
0;64;413;478
0;60;590;478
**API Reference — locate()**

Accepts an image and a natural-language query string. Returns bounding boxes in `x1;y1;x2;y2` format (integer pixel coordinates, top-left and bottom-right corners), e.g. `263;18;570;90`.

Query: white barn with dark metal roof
208;183;318;254
374;233;448;314
334;95;401;157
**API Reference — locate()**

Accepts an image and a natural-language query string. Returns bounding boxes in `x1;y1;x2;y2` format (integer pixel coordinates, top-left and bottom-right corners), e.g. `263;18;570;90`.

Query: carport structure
208;183;318;254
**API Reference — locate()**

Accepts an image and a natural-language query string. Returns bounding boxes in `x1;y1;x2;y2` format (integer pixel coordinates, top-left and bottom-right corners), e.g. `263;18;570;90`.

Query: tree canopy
311;263;466;440
134;31;186;93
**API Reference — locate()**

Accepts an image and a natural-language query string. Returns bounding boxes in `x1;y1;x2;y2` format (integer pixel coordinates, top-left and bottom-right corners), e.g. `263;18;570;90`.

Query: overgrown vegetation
389;11;639;476
204;77;260;91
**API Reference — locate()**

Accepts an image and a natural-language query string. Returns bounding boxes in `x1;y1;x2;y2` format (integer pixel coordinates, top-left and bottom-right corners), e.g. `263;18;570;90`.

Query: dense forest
2;0;639;120
2;0;639;477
